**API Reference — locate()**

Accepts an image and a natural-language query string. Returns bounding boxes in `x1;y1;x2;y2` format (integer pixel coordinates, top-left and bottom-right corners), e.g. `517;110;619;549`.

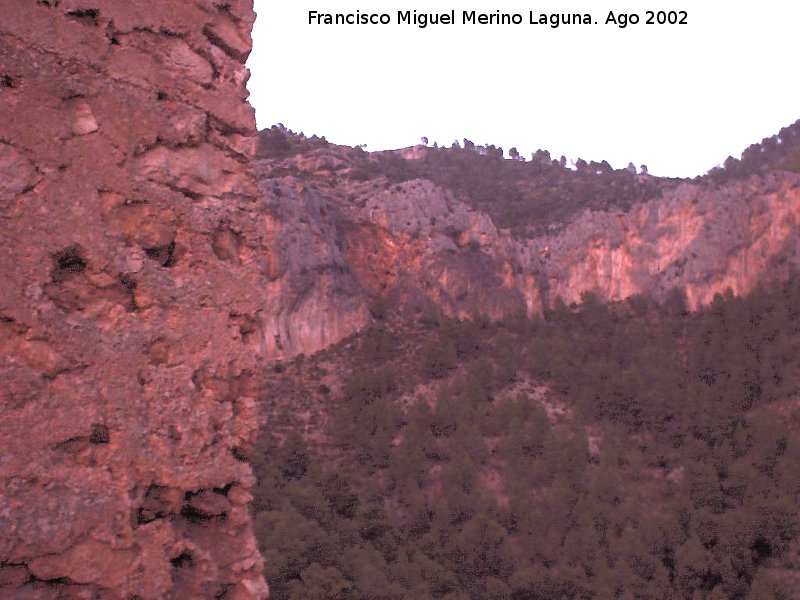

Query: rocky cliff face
533;172;800;309
255;143;800;358
0;1;269;598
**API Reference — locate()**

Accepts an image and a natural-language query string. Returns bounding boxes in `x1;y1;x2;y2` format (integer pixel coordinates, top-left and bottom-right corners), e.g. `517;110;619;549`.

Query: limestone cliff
0;1;268;598
255;137;800;359
533;172;800;309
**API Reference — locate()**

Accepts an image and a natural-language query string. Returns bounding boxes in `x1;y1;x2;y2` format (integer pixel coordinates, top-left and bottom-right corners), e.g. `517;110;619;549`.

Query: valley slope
254;123;800;358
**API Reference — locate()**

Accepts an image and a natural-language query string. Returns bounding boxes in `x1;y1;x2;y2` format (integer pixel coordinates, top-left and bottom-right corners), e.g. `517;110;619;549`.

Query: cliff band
0;1;269;598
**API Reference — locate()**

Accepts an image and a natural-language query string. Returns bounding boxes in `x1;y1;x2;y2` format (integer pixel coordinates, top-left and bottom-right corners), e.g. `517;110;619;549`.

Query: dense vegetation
256;126;674;236
252;279;800;599
360;145;672;237
705;120;800;182
256;119;800;237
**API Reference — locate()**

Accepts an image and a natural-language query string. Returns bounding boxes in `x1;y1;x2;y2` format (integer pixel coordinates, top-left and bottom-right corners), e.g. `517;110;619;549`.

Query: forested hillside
706;120;800;182
256;126;674;236
256;119;800;237
251;279;800;599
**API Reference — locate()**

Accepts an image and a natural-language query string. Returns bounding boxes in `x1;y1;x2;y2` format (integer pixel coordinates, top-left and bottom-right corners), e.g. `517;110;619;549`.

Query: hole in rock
143;241;177;267
30;576;75;586
135;484;173;525
751;538;772;562
135;508;154;525
52;246;88;281
119;273;136;290
170;552;194;569
213;483;234;496
89;423;109;444
180;504;218;524
66;8;99;26
119;274;138;310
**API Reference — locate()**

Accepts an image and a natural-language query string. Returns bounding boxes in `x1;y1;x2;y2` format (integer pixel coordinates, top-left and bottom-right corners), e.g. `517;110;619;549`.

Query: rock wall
530;172;800;309
257;178;371;359
0;1;269;598
255;149;800;358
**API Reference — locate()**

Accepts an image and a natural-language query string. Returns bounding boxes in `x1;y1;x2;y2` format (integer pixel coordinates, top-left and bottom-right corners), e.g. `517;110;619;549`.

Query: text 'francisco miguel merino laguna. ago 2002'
307;9;689;28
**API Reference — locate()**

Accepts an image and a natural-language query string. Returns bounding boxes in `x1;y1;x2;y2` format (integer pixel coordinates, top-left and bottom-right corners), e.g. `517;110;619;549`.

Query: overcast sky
247;0;799;177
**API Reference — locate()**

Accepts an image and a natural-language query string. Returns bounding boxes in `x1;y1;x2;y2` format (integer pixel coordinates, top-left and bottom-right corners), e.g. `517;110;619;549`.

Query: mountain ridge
252;122;800;359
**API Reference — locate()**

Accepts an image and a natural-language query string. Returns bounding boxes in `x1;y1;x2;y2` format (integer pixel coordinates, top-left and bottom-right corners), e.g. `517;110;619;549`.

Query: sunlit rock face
254;172;530;359
535;172;800;309
0;1;268;598
256;147;800;358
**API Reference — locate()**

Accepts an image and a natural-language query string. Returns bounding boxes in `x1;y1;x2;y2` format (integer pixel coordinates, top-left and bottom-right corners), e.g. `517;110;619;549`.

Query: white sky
247;0;799;178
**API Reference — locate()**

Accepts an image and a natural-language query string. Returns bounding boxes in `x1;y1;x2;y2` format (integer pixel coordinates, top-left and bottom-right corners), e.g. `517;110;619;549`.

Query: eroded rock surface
533;172;800;309
0;1;268;598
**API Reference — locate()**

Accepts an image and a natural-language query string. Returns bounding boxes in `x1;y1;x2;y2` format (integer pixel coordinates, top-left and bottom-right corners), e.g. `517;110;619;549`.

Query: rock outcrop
255;146;800;358
1;1;268;598
532;172;800;309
